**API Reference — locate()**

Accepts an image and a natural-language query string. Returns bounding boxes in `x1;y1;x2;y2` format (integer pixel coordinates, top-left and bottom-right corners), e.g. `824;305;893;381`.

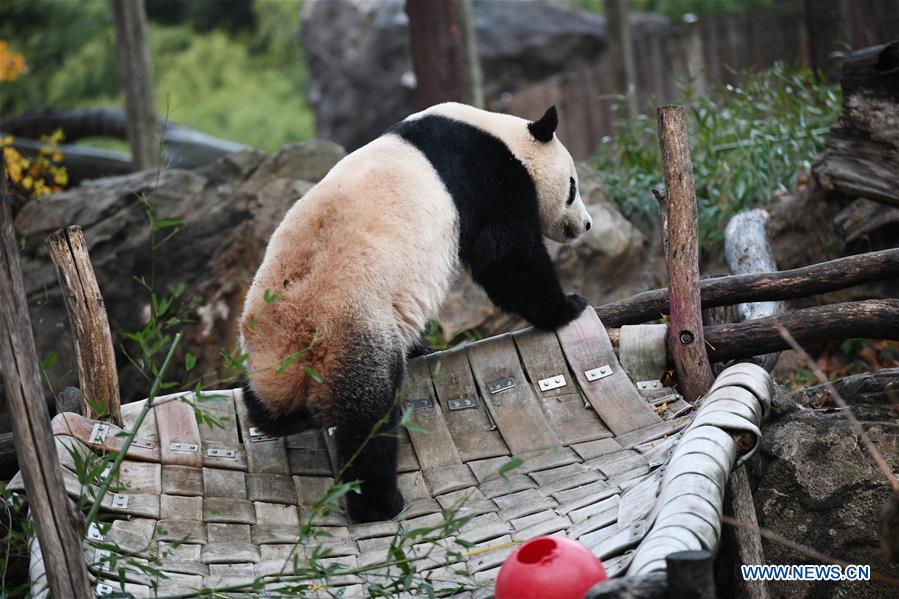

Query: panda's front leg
470;225;587;330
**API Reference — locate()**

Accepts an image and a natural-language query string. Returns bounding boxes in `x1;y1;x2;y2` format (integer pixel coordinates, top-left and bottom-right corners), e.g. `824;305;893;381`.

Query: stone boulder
750;370;899;598
300;0;668;151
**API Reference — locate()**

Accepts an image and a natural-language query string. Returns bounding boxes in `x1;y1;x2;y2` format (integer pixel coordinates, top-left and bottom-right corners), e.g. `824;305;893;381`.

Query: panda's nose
584;219;592;231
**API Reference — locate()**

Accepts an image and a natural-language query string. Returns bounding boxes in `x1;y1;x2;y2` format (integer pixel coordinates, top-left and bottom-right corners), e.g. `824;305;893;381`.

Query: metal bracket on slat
89;423;109;444
629;520;646;541
405;398;434;411
131;436;156;449
111;493;129;509
447;395;477;411
95;548;111;563
206;447;236;459
249;427;278;443
87;522;104;541
487;376;515;394
169;441;199;452
637;380;662;391
538;374;567;391
96;583;114;596
584;365;612;381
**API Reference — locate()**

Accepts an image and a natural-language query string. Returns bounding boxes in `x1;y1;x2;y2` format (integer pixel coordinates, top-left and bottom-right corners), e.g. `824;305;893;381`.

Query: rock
13;141;344;405
751;369;899;598
300;0;668;151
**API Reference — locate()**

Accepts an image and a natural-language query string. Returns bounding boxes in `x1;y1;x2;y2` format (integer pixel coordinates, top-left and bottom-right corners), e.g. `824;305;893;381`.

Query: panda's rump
240;134;457;421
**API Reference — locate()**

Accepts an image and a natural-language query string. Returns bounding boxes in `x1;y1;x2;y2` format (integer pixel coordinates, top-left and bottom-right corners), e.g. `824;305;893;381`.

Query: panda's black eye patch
566;177;576;205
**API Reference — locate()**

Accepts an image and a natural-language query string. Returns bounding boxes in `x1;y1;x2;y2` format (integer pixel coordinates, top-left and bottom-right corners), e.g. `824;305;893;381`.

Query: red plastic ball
495;536;608;599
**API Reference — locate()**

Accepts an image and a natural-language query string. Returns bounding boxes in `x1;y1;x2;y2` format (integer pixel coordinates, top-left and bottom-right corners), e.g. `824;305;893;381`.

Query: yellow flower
52;151;63;162
0;40;27;82
22;176;33;190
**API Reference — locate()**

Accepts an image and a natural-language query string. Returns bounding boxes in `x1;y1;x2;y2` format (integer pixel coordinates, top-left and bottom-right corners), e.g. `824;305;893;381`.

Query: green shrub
589;64;841;253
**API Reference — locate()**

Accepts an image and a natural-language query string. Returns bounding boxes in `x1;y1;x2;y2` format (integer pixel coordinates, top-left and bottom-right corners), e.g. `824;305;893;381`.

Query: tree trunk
803;0;849;81
814;39;899;208
605;0;639;118
111;0;158;170
406;0;467;109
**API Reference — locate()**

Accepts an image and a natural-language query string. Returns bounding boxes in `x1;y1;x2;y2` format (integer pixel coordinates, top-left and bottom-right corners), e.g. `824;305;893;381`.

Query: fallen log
608;299;899;363
595;248;899;327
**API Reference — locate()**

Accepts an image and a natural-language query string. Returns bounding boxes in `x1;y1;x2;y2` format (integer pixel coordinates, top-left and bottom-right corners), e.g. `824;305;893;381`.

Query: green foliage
590;64;841;253
1;0;313;151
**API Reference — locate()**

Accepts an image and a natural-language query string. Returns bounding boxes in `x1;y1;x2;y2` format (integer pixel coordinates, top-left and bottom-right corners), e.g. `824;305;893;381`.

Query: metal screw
679;330;694;345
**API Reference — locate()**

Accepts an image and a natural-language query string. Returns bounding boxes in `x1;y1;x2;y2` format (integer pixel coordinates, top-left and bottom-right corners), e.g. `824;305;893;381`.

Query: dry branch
657;105;713;402
595;248;899;327
47;226;121;424
0;199;92;596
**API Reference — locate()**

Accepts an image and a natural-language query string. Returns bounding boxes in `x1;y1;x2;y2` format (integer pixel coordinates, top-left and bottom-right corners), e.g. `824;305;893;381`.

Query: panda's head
522;106;592;243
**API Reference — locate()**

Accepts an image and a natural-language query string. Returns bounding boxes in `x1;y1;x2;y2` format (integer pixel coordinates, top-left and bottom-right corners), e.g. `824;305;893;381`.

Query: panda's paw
564;293;589;319
347;488;405;523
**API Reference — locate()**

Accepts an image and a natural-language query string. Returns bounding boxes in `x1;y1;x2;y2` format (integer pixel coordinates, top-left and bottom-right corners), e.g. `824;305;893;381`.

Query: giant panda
239;102;592;522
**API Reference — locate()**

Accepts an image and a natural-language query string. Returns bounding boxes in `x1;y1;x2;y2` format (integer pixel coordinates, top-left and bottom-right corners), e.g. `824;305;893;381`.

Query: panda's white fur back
240;133;459;416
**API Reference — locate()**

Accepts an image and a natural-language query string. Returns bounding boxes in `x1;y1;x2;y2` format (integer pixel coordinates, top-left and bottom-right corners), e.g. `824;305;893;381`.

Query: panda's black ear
528;105;558;143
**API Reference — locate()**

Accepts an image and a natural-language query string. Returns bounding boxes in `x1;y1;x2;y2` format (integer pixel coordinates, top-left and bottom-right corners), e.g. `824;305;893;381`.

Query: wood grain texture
467;334;560;455
815;40;899;207
556;307;661;435
595;248;899;327
426;349;509;461
46;225;121;424
0;198;92;597
512;327;612;445
723;467;770;599
657;105;713;402
398;358;461;469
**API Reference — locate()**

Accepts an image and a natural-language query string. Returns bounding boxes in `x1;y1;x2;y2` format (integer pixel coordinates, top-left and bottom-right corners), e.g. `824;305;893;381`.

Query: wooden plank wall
499;5;899;160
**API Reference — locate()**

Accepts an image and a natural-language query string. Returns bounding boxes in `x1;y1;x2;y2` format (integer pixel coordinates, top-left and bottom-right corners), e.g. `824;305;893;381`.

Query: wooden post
657;105;713;402
667;550;716;598
46;226;121;424
111;0;158;170
605;0;639;119
0;197;92;596
724;468;771;599
458;0;484;109
406;0;467;109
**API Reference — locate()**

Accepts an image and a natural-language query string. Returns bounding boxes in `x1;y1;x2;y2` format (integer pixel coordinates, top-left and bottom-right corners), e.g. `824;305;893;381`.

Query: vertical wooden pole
46;226;121;424
458;0;484;108
657;105;713;402
111;0;158;170
0;196;92;597
667;550;716;598
605;0;639;119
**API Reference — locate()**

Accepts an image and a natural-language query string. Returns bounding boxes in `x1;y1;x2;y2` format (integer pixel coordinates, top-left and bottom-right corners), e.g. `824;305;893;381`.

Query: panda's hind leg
332;340;406;523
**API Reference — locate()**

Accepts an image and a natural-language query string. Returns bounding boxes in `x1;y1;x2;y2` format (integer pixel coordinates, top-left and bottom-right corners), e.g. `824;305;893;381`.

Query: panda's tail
240;377;317;437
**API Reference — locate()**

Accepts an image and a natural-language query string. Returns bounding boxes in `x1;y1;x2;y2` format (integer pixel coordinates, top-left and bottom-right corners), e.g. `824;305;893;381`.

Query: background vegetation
590;65;841;253
0;0;313;151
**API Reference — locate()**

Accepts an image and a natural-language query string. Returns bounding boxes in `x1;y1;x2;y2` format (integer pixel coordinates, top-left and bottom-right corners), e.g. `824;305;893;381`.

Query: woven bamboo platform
13;307;772;597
